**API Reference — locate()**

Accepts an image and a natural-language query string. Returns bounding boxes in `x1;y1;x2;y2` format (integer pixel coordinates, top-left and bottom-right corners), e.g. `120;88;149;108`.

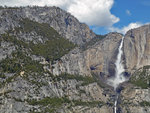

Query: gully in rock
107;36;127;113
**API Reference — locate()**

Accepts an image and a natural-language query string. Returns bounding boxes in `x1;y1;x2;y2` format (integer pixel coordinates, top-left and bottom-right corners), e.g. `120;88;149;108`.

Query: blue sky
0;0;150;35
91;0;150;34
112;0;150;26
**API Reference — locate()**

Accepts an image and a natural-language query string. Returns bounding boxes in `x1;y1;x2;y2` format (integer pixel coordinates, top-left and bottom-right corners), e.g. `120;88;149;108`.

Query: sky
0;0;150;35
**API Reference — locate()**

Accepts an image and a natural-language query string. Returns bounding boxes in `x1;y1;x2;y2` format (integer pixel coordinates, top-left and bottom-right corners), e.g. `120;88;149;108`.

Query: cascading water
107;36;127;113
114;95;118;113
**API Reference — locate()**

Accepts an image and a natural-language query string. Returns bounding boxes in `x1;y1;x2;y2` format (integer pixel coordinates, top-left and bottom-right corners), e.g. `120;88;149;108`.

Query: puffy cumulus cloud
109;22;143;34
0;0;119;26
67;0;119;26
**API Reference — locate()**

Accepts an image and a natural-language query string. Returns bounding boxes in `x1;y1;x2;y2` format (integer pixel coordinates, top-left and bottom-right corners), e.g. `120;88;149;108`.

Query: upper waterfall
107;36;127;113
107;36;126;90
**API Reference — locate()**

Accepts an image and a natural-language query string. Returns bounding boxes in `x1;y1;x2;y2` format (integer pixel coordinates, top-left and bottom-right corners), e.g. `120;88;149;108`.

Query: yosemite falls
107;36;127;113
107;36;126;90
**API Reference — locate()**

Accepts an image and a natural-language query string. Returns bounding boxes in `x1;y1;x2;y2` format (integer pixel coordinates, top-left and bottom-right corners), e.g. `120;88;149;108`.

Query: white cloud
126;10;131;16
0;0;119;26
109;22;143;34
67;0;119;26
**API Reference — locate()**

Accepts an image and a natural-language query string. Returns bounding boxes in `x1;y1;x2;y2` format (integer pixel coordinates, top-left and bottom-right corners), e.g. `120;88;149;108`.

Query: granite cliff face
0;6;114;113
52;32;122;78
0;6;95;45
119;65;150;113
124;24;150;73
118;25;150;113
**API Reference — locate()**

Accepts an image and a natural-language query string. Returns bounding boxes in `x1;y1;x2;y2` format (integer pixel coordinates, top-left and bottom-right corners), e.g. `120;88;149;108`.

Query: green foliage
29;79;47;87
18;18;61;40
81;35;106;51
1;18;76;63
0;73;6;79
72;100;104;107
27;96;104;112
27;97;70;107
30;38;75;62
143;65;150;69
0;50;44;88
44;108;56;113
19;19;76;62
1;33;75;63
1;33;29;48
5;74;18;83
55;73;96;85
0;51;43;73
130;65;150;89
140;101;150;106
0;57;22;73
131;79;149;89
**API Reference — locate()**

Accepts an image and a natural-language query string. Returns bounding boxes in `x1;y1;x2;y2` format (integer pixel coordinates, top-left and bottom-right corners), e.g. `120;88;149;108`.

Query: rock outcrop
124;24;150;73
0;6;95;45
0;6;114;113
0;74;113;113
121;84;150;113
52;32;122;78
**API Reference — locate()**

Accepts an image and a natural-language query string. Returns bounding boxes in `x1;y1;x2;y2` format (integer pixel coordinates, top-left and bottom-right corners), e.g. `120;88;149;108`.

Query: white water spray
107;36;127;113
107;36;126;90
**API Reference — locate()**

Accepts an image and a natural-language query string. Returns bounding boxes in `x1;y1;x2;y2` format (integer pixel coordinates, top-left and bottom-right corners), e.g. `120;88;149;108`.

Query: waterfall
107;36;126;113
107;36;126;89
114;95;118;113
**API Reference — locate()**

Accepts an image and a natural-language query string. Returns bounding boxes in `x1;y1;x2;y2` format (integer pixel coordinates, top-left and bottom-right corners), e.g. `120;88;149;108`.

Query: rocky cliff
118;25;150;113
124;24;150;73
52;32;122;78
0;6;114;113
0;6;95;45
120;65;150;113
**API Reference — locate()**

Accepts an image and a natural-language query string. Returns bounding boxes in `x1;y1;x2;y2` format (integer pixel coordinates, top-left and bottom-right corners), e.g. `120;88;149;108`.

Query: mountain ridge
0;6;96;45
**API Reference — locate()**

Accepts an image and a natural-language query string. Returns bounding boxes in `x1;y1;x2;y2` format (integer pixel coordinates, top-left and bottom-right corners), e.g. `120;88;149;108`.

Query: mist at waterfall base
107;36;127;90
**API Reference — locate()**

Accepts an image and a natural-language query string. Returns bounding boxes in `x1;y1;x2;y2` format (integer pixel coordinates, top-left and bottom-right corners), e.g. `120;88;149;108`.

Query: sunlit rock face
0;6;95;45
123;24;150;73
52;32;122;78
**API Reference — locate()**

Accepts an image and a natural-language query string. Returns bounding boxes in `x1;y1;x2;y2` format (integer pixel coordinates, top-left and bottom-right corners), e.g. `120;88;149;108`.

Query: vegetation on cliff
0;18;104;112
1;19;76;63
81;34;106;50
130;65;150;89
